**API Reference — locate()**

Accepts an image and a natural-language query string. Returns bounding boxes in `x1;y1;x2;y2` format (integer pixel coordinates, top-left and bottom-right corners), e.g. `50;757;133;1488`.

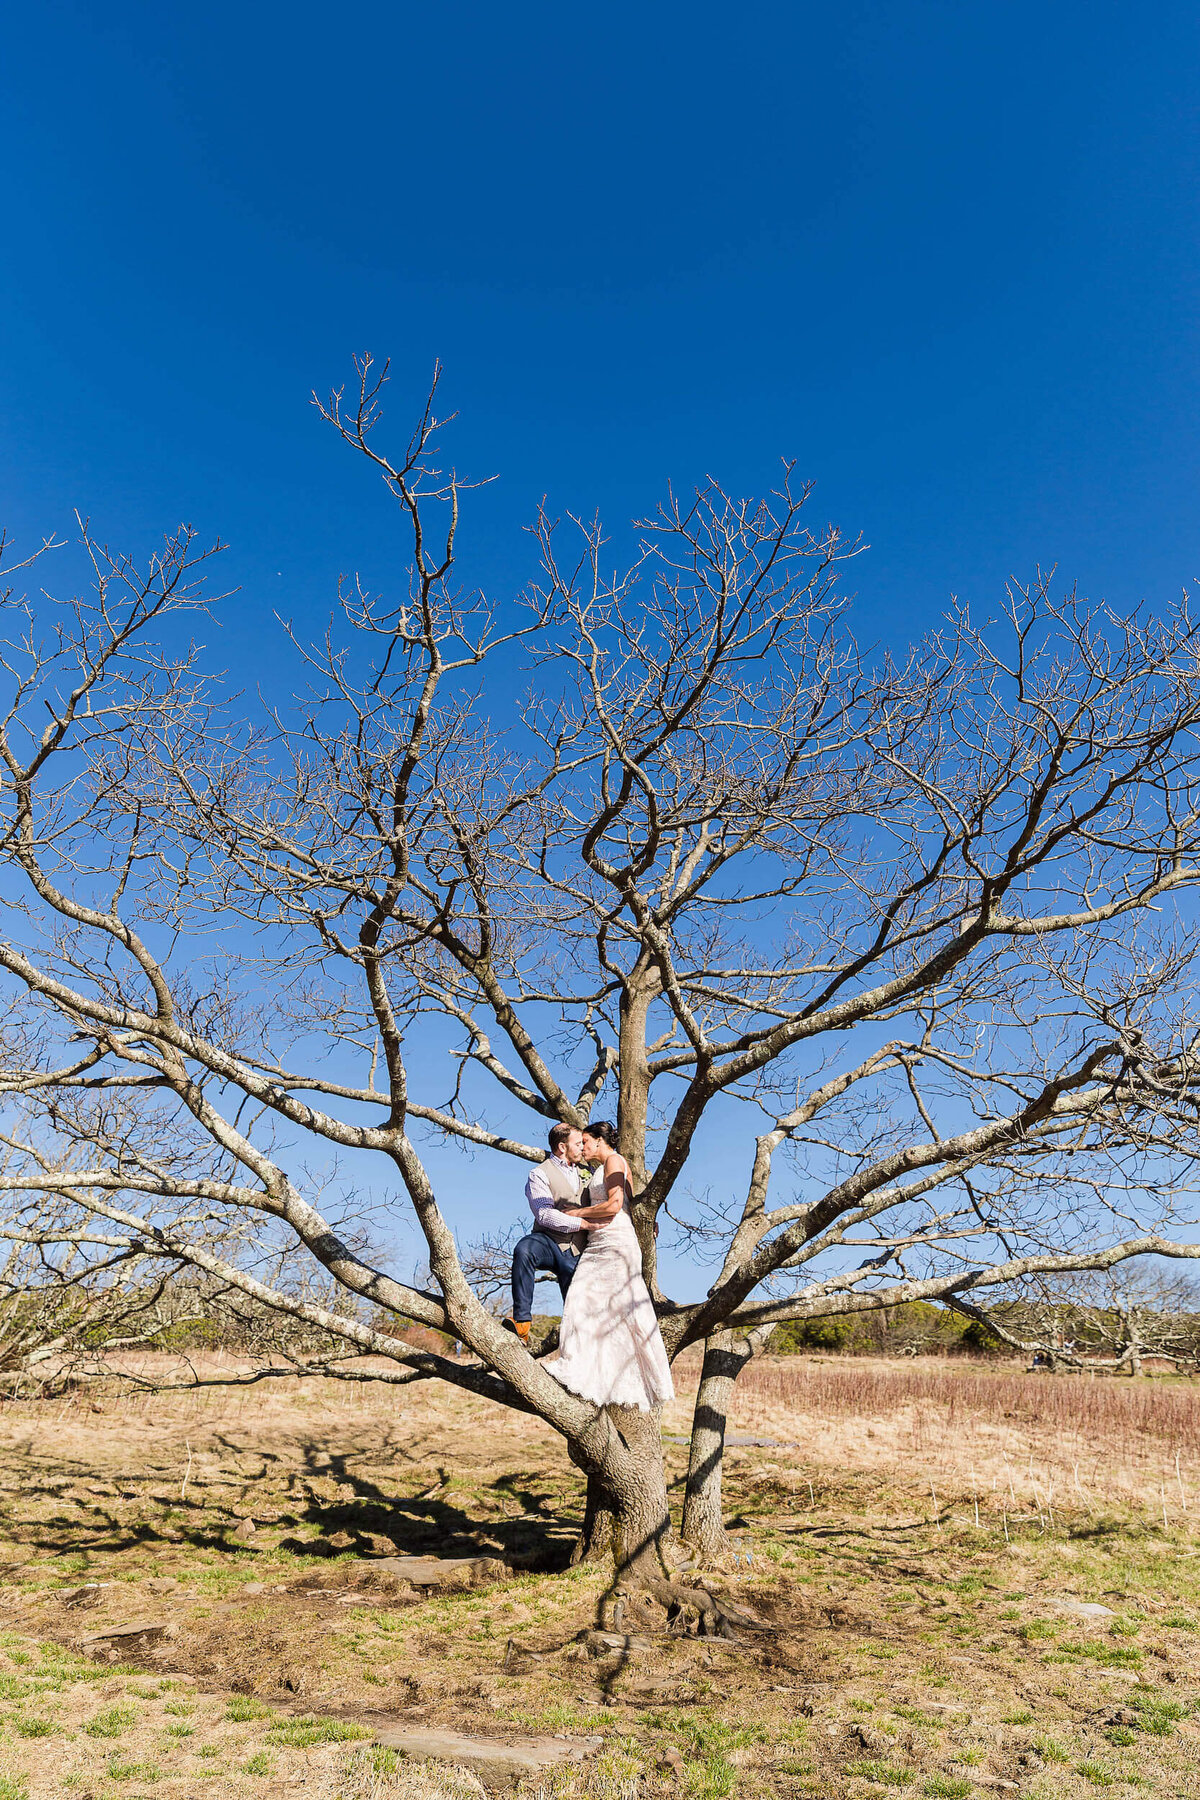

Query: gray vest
535;1157;584;1249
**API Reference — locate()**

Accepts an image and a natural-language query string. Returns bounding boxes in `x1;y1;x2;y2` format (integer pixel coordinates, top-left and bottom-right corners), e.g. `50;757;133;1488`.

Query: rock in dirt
354;1554;508;1590
369;1724;603;1790
232;1517;257;1541
58;1583;108;1609
583;1629;651;1659
850;1723;895;1754
145;1577;179;1595
80;1619;177;1650
1049;1597;1115;1620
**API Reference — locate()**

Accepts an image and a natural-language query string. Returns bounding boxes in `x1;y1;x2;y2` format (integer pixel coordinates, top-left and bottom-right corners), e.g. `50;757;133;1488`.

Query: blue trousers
511;1232;579;1321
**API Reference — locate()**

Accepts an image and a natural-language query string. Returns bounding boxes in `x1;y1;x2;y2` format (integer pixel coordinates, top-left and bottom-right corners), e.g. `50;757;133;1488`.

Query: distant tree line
768;1273;1200;1373
769;1299;1001;1357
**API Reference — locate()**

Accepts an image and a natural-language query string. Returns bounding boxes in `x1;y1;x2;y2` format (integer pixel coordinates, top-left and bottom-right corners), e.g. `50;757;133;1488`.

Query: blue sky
5;1;1200;1296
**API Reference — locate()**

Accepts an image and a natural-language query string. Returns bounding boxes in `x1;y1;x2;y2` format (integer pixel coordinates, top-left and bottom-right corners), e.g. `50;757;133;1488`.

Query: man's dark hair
548;1122;574;1155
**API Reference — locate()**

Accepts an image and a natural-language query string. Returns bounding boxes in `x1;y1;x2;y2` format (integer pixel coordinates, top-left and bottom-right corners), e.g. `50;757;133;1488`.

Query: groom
502;1124;586;1343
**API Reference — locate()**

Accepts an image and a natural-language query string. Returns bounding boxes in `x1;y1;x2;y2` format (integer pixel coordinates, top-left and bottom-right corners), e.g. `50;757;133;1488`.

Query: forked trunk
568;1406;671;1586
582;1404;760;1640
680;1328;754;1561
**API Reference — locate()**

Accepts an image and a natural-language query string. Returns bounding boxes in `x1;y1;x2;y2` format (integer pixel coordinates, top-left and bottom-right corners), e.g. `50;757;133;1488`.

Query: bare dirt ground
0;1354;1196;1799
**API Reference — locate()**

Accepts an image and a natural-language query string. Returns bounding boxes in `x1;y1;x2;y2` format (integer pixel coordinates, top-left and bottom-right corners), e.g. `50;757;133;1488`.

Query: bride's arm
575;1154;627;1224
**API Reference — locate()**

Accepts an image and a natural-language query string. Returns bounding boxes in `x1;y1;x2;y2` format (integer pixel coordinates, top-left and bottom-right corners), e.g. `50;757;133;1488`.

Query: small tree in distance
980;1270;1200;1376
3;359;1200;1616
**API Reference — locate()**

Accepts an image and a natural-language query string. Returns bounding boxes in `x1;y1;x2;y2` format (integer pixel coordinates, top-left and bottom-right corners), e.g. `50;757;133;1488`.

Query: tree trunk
605;1404;674;1581
569;1456;616;1565
680;1329;753;1561
591;1404;759;1638
615;963;662;1283
616;967;656;1195
568;1414;667;1577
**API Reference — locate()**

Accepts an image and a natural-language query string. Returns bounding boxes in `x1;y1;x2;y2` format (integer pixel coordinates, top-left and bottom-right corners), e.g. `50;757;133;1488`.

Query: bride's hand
576;1194;622;1225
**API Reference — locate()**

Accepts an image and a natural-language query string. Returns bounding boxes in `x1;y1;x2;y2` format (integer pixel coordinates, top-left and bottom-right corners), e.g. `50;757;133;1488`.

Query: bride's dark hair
585;1119;619;1149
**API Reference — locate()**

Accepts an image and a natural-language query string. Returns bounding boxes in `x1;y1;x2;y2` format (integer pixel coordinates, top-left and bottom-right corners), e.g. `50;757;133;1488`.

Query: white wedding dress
549;1167;675;1411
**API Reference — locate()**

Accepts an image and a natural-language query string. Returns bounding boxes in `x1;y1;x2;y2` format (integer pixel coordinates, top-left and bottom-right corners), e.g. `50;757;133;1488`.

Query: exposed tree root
636;1571;764;1640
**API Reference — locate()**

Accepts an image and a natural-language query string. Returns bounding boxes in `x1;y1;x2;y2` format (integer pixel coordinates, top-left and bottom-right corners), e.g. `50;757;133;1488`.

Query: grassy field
0;1353;1196;1798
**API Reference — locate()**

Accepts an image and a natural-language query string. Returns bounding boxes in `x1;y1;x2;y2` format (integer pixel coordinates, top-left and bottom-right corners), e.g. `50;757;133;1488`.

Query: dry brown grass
743;1356;1200;1451
722;1355;1200;1531
0;1354;1196;1797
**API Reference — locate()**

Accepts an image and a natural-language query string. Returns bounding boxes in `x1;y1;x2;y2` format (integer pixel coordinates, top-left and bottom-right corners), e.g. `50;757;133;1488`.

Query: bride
548;1120;674;1411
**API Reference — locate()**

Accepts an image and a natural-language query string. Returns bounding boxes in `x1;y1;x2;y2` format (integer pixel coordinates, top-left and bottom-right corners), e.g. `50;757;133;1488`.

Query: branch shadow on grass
266;1441;581;1571
0;1436;581;1572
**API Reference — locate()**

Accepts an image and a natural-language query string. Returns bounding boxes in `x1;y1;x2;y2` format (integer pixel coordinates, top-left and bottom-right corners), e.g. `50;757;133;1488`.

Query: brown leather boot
501;1318;531;1343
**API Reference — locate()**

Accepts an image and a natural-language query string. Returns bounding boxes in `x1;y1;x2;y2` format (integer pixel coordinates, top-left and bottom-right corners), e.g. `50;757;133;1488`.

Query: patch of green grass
0;1778;28;1800
1077;1762;1114;1787
10;1715;56;1737
1048;1639;1143;1668
1128;1693;1187;1736
163;1700;193;1717
225;1695;274;1721
106;1764;162;1784
847;1760;913;1786
36;1642;119;1685
1032;1736;1073;1764
504;1699;614;1732
1164;1609;1196;1631
1018;1620;1057;1641
922;1780;971;1799
891;1706;944;1727
0;1677;32;1701
243;1751;274;1775
84;1703;137;1739
1104;1726;1137;1746
263;1714;371;1748
164;1722;193;1738
1002;1709;1034;1725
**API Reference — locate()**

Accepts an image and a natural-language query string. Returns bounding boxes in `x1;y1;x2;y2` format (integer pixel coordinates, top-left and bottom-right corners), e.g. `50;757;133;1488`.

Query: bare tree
2;362;1200;1608
972;1269;1200;1376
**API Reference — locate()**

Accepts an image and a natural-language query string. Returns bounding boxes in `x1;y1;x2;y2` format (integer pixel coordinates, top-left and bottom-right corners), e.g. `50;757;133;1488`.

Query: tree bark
680;1328;754;1560
568;1444;616;1564
606;1404;674;1580
616;964;663;1281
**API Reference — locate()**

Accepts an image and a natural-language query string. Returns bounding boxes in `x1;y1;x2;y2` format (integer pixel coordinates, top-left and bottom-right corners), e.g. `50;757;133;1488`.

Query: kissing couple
502;1122;674;1412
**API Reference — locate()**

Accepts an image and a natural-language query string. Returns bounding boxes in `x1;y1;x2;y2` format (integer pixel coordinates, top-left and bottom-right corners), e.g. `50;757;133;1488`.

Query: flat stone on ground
362;1554;508;1588
369;1723;604;1789
1049;1597;1116;1620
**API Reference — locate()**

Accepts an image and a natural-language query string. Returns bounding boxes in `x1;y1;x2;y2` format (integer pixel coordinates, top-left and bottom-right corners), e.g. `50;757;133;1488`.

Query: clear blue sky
5;1;1200;1290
